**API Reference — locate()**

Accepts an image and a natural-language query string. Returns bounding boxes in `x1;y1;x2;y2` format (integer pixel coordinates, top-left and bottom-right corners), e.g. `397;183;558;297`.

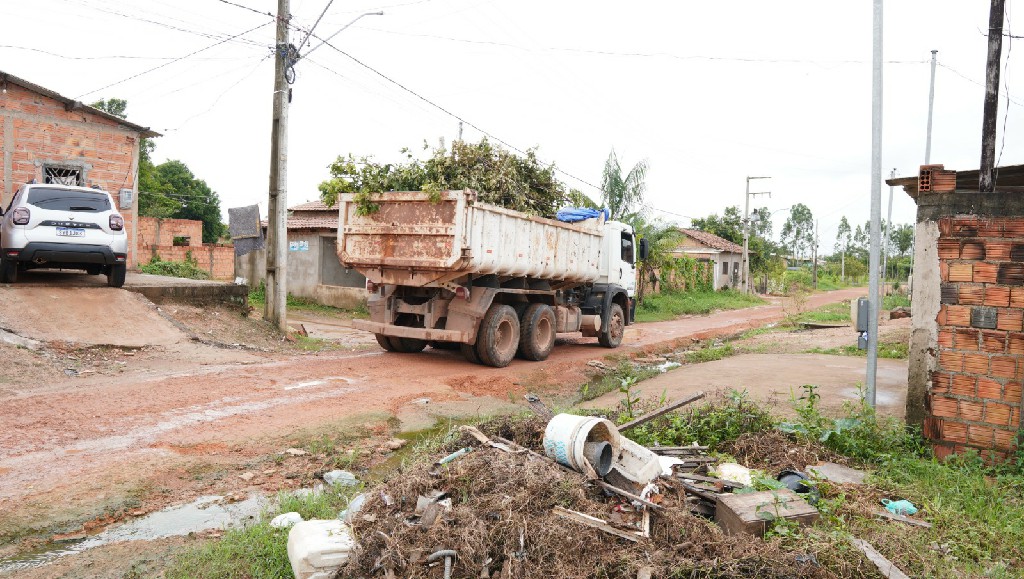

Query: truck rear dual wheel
598;303;625;348
475;304;520;368
375;333;427;353
518;303;556;361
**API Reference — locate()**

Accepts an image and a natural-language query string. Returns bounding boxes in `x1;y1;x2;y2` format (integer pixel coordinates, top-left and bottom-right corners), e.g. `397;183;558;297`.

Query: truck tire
390;337;427;353
598;303;625;348
375;334;397;352
461;342;482;364
518;304;556;361
0;258;17;284
476;304;520;368
429;341;459;350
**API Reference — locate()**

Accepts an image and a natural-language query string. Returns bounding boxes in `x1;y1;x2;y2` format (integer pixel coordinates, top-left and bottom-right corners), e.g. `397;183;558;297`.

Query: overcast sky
2;0;1021;250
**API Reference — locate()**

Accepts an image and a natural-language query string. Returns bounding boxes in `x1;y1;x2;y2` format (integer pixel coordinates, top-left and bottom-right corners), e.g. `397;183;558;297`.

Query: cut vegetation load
338;190;648;366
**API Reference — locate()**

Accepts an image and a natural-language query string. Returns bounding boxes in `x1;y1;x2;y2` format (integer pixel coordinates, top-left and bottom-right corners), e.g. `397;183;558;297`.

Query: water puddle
0;494;267;573
283;376;354;391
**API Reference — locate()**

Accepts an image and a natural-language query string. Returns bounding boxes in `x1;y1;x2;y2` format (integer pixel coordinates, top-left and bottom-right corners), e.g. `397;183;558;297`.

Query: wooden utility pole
980;0;1005;193
265;0;291;331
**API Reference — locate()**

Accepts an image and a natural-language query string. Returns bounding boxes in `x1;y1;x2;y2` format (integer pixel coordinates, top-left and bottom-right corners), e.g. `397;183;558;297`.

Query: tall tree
780;203;815;259
892;224;914;256
691;206;743;244
752;206;773;239
600;150;648;223
633;220;682;304
835;216;852;254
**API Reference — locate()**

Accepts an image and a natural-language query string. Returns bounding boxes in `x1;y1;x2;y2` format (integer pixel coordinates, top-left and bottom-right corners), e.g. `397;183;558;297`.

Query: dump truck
337;190;647;367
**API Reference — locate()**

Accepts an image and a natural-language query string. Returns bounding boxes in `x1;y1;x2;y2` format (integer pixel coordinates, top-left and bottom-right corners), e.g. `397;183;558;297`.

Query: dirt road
0;287;867;546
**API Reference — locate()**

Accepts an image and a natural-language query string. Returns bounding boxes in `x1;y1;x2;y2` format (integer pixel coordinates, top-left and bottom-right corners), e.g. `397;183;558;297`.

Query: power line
76;20;273;99
937;61;1024;106
0;45;247;61
297;0;336;50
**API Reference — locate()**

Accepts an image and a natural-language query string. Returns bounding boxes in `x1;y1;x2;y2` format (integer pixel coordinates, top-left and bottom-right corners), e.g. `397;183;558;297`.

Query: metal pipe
925;50;937;164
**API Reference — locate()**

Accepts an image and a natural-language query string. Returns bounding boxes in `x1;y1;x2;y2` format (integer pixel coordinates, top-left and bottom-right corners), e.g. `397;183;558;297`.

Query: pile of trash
284;399;927;578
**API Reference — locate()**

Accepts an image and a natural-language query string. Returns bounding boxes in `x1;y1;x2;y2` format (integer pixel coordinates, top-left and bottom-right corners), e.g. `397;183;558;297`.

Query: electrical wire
0;45;242;61
297;0;336;50
76;20;273;99
937;61;1024;107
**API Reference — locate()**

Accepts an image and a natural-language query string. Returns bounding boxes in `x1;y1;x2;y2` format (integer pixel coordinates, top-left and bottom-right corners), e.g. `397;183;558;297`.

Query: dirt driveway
0;286;870;571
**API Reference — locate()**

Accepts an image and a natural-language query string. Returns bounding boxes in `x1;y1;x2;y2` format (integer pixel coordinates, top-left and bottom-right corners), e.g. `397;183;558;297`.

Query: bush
139;252;210;280
626;389;775;449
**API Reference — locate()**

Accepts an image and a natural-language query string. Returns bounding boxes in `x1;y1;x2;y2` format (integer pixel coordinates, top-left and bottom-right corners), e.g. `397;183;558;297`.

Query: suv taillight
11;207;29;225
109;214;124;231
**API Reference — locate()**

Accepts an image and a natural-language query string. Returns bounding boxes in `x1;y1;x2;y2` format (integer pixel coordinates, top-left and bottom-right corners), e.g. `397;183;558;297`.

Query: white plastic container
607;438;663;489
287;520;354;579
543;413;621;474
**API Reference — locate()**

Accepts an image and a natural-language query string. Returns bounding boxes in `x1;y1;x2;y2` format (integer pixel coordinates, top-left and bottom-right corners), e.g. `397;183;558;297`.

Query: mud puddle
0;494;267;573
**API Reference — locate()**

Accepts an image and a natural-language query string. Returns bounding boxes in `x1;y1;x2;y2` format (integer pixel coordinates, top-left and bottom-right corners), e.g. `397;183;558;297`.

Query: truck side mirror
638;237;649;261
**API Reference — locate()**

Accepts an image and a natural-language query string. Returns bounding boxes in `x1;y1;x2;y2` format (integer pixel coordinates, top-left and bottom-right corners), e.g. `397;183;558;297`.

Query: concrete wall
236;230;367;308
909;184;1024;460
1;82;142;266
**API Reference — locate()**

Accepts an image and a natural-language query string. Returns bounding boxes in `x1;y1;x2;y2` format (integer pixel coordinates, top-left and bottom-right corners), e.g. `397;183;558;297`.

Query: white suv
1;183;128;287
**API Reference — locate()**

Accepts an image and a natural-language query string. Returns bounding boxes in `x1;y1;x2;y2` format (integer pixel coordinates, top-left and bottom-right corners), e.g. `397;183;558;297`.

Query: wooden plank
874;511;932;528
679;473;747;489
523;394;554;419
619;392;705;430
715;489;819;537
679;481;720;502
595;481;664;511
848;538;911;579
648;445;709;453
552;506;642;542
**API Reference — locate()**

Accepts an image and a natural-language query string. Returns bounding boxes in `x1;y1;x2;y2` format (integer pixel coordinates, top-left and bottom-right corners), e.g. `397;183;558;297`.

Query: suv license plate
56;227;85;237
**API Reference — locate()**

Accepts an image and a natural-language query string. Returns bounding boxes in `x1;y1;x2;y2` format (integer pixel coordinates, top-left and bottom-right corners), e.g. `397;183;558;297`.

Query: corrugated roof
679;229;744;254
1;70;160;138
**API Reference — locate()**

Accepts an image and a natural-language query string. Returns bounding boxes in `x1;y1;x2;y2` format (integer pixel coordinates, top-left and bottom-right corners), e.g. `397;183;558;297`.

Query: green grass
883;293;911;309
684;343;735;364
794;301;851;324
248;282;369;318
636;290;766;323
580;358;660;401
806;341;908;359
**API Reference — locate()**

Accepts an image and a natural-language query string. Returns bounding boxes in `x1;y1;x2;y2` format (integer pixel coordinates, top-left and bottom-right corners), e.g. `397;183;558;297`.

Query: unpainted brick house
890;164;1024;460
0;70;158;267
138;217;235;280
671;229;743;290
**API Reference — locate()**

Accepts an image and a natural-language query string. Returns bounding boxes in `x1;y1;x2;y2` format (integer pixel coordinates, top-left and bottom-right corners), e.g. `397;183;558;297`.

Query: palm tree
600;150;649;223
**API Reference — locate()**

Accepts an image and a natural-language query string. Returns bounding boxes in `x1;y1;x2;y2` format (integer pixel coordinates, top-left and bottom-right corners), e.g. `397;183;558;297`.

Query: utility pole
812;220;819;290
457;121;463;142
742;176;771;294
883;168;896;283
265;0;292;331
866;0;884;408
925;50;938;164
980;0;1005;192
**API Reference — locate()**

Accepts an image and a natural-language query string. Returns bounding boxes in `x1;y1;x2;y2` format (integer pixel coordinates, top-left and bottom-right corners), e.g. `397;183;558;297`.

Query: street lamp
742;176;771;294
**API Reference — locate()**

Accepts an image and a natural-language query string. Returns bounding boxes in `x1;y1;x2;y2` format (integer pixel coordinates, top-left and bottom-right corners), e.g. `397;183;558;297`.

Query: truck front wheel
598;303;625;348
518;304;556;361
476;304;520;367
375;334;397;352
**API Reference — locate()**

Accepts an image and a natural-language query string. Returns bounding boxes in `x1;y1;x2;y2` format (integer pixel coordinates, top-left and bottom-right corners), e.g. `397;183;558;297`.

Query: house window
173;236;190;247
43;164;83;186
722;260;729;275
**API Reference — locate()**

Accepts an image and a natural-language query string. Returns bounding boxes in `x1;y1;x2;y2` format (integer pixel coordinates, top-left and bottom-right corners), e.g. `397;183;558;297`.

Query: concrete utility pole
883;168;896;281
980;0;1005;192
742;176;771;294
925;50;938;164
812;220;819;290
866;0;884;408
265;0;292;331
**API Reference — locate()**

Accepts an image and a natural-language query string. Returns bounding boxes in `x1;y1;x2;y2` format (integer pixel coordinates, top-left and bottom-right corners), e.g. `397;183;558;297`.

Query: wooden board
715;489;819;537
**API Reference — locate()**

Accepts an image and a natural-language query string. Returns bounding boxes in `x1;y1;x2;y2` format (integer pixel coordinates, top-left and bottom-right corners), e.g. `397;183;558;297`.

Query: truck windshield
620;232;634;264
26;188;111;212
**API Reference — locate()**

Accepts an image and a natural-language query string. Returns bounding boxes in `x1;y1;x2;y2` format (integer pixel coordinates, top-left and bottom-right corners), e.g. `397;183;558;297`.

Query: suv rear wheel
107;264;126;288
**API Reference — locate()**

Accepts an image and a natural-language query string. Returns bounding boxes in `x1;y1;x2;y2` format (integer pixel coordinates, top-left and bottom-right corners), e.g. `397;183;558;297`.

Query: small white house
671;229;744;290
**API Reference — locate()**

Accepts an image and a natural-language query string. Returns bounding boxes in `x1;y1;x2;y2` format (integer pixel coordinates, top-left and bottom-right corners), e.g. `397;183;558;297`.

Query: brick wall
925;215;1024;460
138;217;234;280
1;81;142;265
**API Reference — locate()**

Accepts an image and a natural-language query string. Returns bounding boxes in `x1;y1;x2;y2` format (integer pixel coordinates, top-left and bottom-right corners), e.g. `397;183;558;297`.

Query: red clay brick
979;219;1006;237
985;286;1011;307
952;374;977;396
938;239;961;259
994;429;1018;451
963;353;990;375
949;263;975;282
998;309;1024;332
943;421;968;443
976;377;1003;399
985;402;1013;426
987;241;1013;261
1004;219;1024;237
1005;381;1023;403
961;241;987;260
991;356;1017;379
1011;288;1024;308
973;262;999;284
940;351;964;372
955;328;980;350
961;400;985;421
946;305;972;327
958;285;984;305
940;262;950;283
952;217;980;234
938;219;953;236
968;424;995;446
931;372;953;393
937;305;948;326
931;395;959;418
981;330;1007;353
938;329;955;349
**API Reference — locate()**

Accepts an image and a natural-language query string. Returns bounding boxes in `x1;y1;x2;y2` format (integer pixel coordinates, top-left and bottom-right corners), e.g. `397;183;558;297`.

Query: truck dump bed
337;190;604;287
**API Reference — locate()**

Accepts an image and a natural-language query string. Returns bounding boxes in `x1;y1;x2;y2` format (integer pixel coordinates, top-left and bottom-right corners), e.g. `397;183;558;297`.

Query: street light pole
742;176;771;294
